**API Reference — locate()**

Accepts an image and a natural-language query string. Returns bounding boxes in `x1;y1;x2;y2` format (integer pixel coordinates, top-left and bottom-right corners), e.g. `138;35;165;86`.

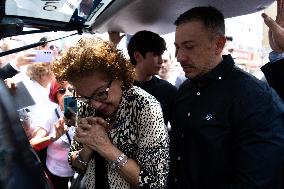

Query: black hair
225;36;233;42
39;36;49;47
127;30;166;65
175;6;225;37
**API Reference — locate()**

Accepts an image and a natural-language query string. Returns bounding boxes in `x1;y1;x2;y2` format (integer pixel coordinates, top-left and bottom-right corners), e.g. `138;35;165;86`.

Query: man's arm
108;31;125;48
0;63;19;80
0;52;36;80
232;116;284;188
262;0;284;52
261;58;284;101
261;0;284;100
231;85;284;188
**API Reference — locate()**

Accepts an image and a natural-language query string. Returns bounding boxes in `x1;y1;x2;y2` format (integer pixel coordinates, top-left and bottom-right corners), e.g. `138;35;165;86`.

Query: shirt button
187;112;191;117
177;156;181;160
197;92;201;95
219;76;222;80
181;133;184;138
174;178;178;182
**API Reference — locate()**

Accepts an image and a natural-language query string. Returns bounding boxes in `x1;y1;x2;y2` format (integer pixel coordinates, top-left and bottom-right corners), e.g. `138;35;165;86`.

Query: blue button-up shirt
170;55;284;189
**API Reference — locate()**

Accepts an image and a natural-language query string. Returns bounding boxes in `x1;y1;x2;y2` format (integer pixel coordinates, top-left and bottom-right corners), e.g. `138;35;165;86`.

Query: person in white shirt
158;50;179;85
23;62;57;134
30;79;75;189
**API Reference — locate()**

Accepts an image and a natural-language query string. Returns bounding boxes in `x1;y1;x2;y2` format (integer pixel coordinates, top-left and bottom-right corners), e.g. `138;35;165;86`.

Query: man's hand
108;31;125;48
14;52;36;69
4;78;17;95
262;0;284;52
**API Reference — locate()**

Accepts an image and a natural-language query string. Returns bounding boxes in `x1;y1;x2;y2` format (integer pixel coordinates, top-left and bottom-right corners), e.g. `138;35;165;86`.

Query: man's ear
134;51;143;63
215;36;226;55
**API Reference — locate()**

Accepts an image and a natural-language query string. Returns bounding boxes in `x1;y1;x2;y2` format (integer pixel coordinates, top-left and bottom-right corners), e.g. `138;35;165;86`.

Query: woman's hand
51;118;68;140
74;116;113;156
75;117;140;187
14;51;36;69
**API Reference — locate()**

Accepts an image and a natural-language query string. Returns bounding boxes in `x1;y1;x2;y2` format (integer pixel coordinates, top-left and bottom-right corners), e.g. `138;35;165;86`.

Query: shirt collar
191;55;235;88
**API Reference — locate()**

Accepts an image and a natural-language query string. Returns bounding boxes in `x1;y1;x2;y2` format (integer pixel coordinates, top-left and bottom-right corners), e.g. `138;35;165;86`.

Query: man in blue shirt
170;6;284;189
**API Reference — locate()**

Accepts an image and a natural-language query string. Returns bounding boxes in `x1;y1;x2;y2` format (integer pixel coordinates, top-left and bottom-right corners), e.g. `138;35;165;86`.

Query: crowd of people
0;0;284;188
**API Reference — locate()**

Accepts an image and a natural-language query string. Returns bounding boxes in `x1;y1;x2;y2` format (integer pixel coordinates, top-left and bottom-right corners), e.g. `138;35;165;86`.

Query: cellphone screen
63;96;77;114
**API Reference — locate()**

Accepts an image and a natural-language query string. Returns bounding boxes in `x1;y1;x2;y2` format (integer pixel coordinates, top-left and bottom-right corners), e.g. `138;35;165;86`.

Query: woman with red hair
29;79;75;189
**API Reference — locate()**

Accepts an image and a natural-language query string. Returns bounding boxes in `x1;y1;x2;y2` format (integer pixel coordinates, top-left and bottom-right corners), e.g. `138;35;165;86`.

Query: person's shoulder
230;67;280;101
153;76;178;91
126;86;155;99
125;86;160;105
229;66;264;88
261;58;284;72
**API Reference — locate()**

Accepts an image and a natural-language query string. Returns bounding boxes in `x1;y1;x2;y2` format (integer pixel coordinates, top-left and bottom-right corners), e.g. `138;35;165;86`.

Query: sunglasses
49;45;58;50
57;87;74;95
228;48;234;53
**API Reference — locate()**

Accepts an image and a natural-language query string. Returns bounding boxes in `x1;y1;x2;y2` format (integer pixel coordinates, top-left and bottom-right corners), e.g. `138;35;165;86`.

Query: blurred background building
224;1;276;79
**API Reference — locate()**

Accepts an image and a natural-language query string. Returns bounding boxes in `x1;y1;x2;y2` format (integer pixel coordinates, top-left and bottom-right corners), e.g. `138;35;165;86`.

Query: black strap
55;108;60;119
65;131;72;145
94;152;109;188
55;108;72;145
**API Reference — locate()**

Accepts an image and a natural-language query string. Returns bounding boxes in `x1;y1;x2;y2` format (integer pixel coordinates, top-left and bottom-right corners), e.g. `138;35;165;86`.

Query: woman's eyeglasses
74;80;112;103
57;87;74;95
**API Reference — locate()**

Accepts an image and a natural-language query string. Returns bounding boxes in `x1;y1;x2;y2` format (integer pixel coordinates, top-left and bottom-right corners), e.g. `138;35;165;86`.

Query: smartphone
63;96;77;118
33;50;53;62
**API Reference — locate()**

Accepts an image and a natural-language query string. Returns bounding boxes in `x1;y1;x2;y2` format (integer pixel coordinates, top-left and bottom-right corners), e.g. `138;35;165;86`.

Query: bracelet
118;157;128;169
76;151;88;167
110;153;128;170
